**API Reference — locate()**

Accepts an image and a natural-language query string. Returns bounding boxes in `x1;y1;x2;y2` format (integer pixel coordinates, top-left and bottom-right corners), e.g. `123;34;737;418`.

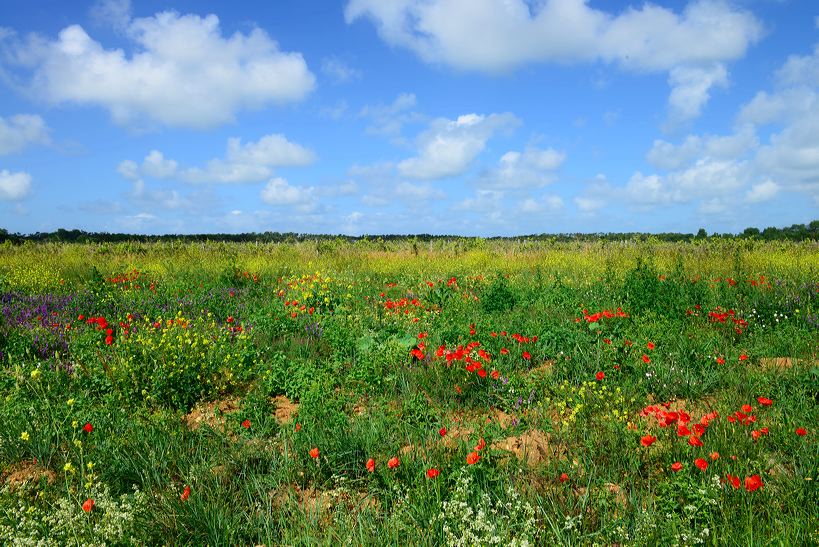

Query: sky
0;0;817;236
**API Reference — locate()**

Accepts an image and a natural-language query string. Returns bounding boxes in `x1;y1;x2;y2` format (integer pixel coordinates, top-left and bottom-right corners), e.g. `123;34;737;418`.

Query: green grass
0;239;817;545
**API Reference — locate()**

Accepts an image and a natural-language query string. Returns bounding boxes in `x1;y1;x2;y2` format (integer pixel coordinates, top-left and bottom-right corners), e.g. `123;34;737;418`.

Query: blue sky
0;0;817;236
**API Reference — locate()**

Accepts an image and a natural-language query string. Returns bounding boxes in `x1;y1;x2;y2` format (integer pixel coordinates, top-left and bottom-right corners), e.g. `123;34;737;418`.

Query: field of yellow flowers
0;238;817;545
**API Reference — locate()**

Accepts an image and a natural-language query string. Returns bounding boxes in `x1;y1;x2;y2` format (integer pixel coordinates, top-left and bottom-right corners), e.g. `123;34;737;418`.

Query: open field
1;238;817;545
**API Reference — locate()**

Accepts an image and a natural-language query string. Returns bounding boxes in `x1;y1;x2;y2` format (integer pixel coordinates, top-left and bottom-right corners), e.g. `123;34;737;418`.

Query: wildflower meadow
0;237;817;545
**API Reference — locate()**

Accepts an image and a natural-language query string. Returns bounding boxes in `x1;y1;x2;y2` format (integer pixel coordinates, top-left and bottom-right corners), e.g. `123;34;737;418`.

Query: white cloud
698;198;727;214
0;169;32;200
398;112;519;179
260;177;315;211
359;92;422;137
321;57;361;83
574;196;606;213
119;133;314;184
346;0;762;121
647;127;758;169
141;150;178;178
0;114;49;154
745;179;780;203
5;11;314;128
479;147;565;188
666;63;728;125
520;194;564;214
626;159;749;207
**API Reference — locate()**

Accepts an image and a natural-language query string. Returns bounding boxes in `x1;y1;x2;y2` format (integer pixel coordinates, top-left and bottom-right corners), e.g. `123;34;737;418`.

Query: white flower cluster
435;469;537;547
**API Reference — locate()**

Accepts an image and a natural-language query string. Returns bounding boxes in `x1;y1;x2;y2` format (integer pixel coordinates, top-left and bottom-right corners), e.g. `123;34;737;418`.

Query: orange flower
180;485;190;501
710;451;720;461
366;458;375;473
426;468;440;479
640;435;657;447
309;447;319;459
82;498;94;512
491;370;500;380
466;451;480;465
387;456;400;469
295;423;301;432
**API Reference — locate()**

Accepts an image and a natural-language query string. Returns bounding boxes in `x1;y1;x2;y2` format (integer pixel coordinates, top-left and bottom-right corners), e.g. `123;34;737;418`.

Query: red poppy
522;351;531;360
716;357;725;365
677;424;692;437
559;472;569;483
640;435;657;447
796;427;807;436
105;335;113;345
739;354;748;361
671;462;683;472
603;338;612;345
82;498;94;512
756;397;772;407
694;458;708;471
642;354;651;364
309;447;319;459
742;404;753;413
688;436;704;447
751;430;761;441
295;423;301;432
388;456;400;469
595;371;605;381
491;370;500;380
744;474;763;492
227;316;234;323
180;485;190;501
366;458;375;473
725;474;740;489
466;451;480;465
241;419;251;429
647;342;655;350
710;451;720;461
476;368;487;378
475;438;486;451
82;422;93;434
426;468;440;479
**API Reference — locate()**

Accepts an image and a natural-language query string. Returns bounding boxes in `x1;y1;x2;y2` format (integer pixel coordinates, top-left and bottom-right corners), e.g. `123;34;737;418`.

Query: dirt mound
2;460;56;490
183;397;241;431
272;395;299;423
491;429;564;466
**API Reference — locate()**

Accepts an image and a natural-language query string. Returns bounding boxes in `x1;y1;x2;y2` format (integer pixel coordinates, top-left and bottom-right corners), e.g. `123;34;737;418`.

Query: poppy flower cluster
707;307;748;334
724;474;763;492
640;402;717;447
577;307;629;323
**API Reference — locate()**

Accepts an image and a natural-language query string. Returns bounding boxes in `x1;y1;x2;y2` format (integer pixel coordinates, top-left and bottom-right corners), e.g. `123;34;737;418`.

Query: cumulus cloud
626;159;750;207
260;177;316;211
666;63;728;125
346;0;762;121
0;114;49;154
478;147;565;188
119;133;314;184
398;112;519;179
745;179;780;203
0;169;32;200
647;127;758;170
3;10;315;128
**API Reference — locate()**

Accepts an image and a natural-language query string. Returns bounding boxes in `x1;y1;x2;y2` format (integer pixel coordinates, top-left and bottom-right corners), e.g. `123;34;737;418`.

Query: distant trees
0;220;816;245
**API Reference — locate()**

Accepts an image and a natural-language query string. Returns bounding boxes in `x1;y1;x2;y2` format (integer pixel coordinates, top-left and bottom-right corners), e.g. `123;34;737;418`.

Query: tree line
0;221;817;245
